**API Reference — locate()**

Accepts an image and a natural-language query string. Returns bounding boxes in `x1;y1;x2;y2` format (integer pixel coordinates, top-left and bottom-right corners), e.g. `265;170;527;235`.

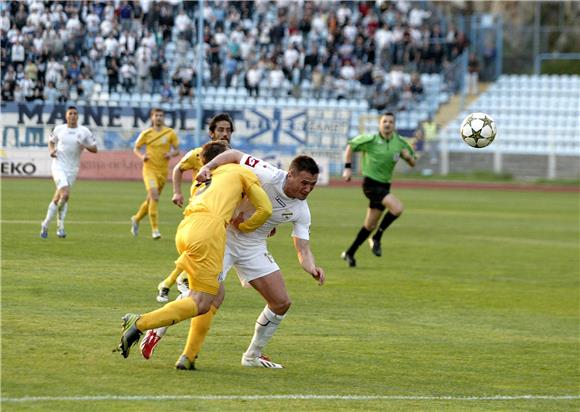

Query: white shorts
219;240;279;287
52;167;77;189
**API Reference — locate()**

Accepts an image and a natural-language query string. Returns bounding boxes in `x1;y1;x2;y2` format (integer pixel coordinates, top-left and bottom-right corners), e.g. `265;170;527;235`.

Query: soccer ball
460;113;497;148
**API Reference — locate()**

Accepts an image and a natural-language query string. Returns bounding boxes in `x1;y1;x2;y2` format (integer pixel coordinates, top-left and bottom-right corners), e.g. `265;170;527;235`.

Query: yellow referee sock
182;305;218;361
136;297;198;331
134;200;149;222
148;199;159;231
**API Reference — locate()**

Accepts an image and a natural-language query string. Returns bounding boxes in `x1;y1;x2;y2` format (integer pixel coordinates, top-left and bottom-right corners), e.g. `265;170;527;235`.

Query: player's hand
172;193;184;207
268;227;276;237
49;149;57;158
230;212;244;230
196;166;212;182
163;152;171;159
401;149;410;161
310;267;325;286
342;168;352;182
143;154;149;162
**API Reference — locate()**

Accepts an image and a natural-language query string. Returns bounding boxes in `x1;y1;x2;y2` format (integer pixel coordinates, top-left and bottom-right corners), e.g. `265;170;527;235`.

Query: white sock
57;201;68;230
154;291;186;338
42;202;58;227
244;306;285;358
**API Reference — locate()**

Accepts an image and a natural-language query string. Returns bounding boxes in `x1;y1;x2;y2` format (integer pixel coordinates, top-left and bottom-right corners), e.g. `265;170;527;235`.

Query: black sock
347;227;371;256
373;212;399;242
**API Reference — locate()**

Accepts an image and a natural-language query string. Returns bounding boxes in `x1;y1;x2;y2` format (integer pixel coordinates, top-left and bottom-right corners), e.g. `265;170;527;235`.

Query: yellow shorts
174;213;226;295
143;171;167;193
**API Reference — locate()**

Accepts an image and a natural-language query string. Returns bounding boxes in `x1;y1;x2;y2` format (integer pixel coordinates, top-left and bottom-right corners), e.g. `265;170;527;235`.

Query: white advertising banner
1;148;52;177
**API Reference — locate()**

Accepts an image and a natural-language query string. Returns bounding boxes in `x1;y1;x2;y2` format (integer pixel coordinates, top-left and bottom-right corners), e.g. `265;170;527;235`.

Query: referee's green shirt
348;132;415;183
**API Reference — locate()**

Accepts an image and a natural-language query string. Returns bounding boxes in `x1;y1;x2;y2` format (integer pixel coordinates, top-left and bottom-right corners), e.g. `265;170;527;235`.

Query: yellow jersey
176;147;204;198
135;126;179;175
184;163;272;233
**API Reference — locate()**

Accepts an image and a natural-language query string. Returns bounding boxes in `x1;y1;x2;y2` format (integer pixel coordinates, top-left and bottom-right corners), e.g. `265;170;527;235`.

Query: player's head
201;140;228;165
65;106;79;128
379;112;396;138
208;113;234;144
150;108;165;128
285;155;319;200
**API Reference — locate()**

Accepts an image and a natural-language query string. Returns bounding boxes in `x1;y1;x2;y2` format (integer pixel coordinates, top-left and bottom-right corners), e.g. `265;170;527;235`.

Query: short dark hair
381;112;396;121
66;105;78;112
209;112;234;133
289;155;319;175
201;141;228;164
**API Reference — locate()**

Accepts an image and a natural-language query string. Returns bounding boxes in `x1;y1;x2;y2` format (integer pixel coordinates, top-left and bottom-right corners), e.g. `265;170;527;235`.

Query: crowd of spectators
1;0;470;112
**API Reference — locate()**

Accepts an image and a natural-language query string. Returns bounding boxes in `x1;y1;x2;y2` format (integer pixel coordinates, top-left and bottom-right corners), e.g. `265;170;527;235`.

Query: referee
341;112;416;267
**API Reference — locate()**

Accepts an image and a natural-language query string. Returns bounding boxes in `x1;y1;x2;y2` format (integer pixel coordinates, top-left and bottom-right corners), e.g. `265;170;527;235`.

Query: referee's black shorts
362;176;391;211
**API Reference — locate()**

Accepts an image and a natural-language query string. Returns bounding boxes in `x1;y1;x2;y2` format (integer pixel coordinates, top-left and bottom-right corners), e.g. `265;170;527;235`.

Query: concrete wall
407;152;580;180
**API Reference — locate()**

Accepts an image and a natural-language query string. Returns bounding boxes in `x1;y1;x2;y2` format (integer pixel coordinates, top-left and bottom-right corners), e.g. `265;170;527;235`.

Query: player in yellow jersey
131;108;180;239
117;141;273;367
154;113;235;302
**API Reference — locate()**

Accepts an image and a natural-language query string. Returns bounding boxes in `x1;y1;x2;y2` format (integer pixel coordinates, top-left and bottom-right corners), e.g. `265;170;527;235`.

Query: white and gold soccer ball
460;112;497;148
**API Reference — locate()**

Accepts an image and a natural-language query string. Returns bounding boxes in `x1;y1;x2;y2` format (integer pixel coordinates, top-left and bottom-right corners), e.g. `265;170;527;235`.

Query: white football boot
241;354;284;368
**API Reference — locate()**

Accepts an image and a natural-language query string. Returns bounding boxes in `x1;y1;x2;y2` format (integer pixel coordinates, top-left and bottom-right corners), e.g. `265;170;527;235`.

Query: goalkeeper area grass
2;178;578;411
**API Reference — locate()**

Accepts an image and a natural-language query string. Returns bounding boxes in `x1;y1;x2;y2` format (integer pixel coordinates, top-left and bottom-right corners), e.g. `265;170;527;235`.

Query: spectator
136;50;151;93
179;79;193;103
409;72;424;98
245;63;261;97
11;39;26;65
2;78;15;101
106;54;120;93
150;53;165;95
160;83;174;103
268;64;285;97
120;59;137;92
467;52;480;95
223;52;238;88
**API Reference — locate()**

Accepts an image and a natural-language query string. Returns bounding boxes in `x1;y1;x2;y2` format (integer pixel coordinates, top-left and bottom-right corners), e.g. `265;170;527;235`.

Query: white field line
2;394;579;403
1;220;134;225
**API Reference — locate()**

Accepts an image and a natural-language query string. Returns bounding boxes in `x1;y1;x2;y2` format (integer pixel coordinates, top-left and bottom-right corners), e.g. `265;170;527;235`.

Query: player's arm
401;142;417;167
165;140;180;159
196;149;244;182
48;129;57;157
293;237;325;286
81;132;98;153
342;143;353;181
133;133;147;162
237;182;272;233
172;162;186;207
48;139;57;158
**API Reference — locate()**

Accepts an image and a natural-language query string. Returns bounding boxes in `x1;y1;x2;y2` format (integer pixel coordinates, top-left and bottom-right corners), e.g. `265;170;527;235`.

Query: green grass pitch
2;178;579;411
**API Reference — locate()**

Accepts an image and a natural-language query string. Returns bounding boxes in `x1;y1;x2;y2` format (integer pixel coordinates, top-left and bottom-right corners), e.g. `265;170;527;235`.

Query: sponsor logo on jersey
244;156;260;168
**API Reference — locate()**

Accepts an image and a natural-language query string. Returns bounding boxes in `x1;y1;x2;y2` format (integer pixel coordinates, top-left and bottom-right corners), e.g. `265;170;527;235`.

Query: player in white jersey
140;150;325;370
40;106;98;238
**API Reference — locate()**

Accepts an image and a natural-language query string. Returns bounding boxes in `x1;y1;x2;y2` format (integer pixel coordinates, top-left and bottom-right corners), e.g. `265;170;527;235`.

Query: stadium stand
1;0;462;120
441;74;580;155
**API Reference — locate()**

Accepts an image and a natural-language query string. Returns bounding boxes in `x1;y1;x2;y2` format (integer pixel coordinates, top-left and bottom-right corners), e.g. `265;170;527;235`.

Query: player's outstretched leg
117;313;142;358
141;280;190;359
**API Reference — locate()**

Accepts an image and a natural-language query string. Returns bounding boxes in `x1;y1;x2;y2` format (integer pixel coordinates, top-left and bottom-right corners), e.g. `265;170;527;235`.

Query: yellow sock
136;297;198;331
134;200;149;222
182;305;218;361
160;267;182;289
148;199;159;231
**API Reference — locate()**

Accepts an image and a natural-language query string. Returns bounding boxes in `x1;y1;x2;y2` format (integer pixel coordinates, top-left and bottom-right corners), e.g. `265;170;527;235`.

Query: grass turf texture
2;178;579;411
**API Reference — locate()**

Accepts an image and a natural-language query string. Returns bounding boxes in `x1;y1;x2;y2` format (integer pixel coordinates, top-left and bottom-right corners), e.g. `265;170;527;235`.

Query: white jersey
49;124;94;173
226;154;311;247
